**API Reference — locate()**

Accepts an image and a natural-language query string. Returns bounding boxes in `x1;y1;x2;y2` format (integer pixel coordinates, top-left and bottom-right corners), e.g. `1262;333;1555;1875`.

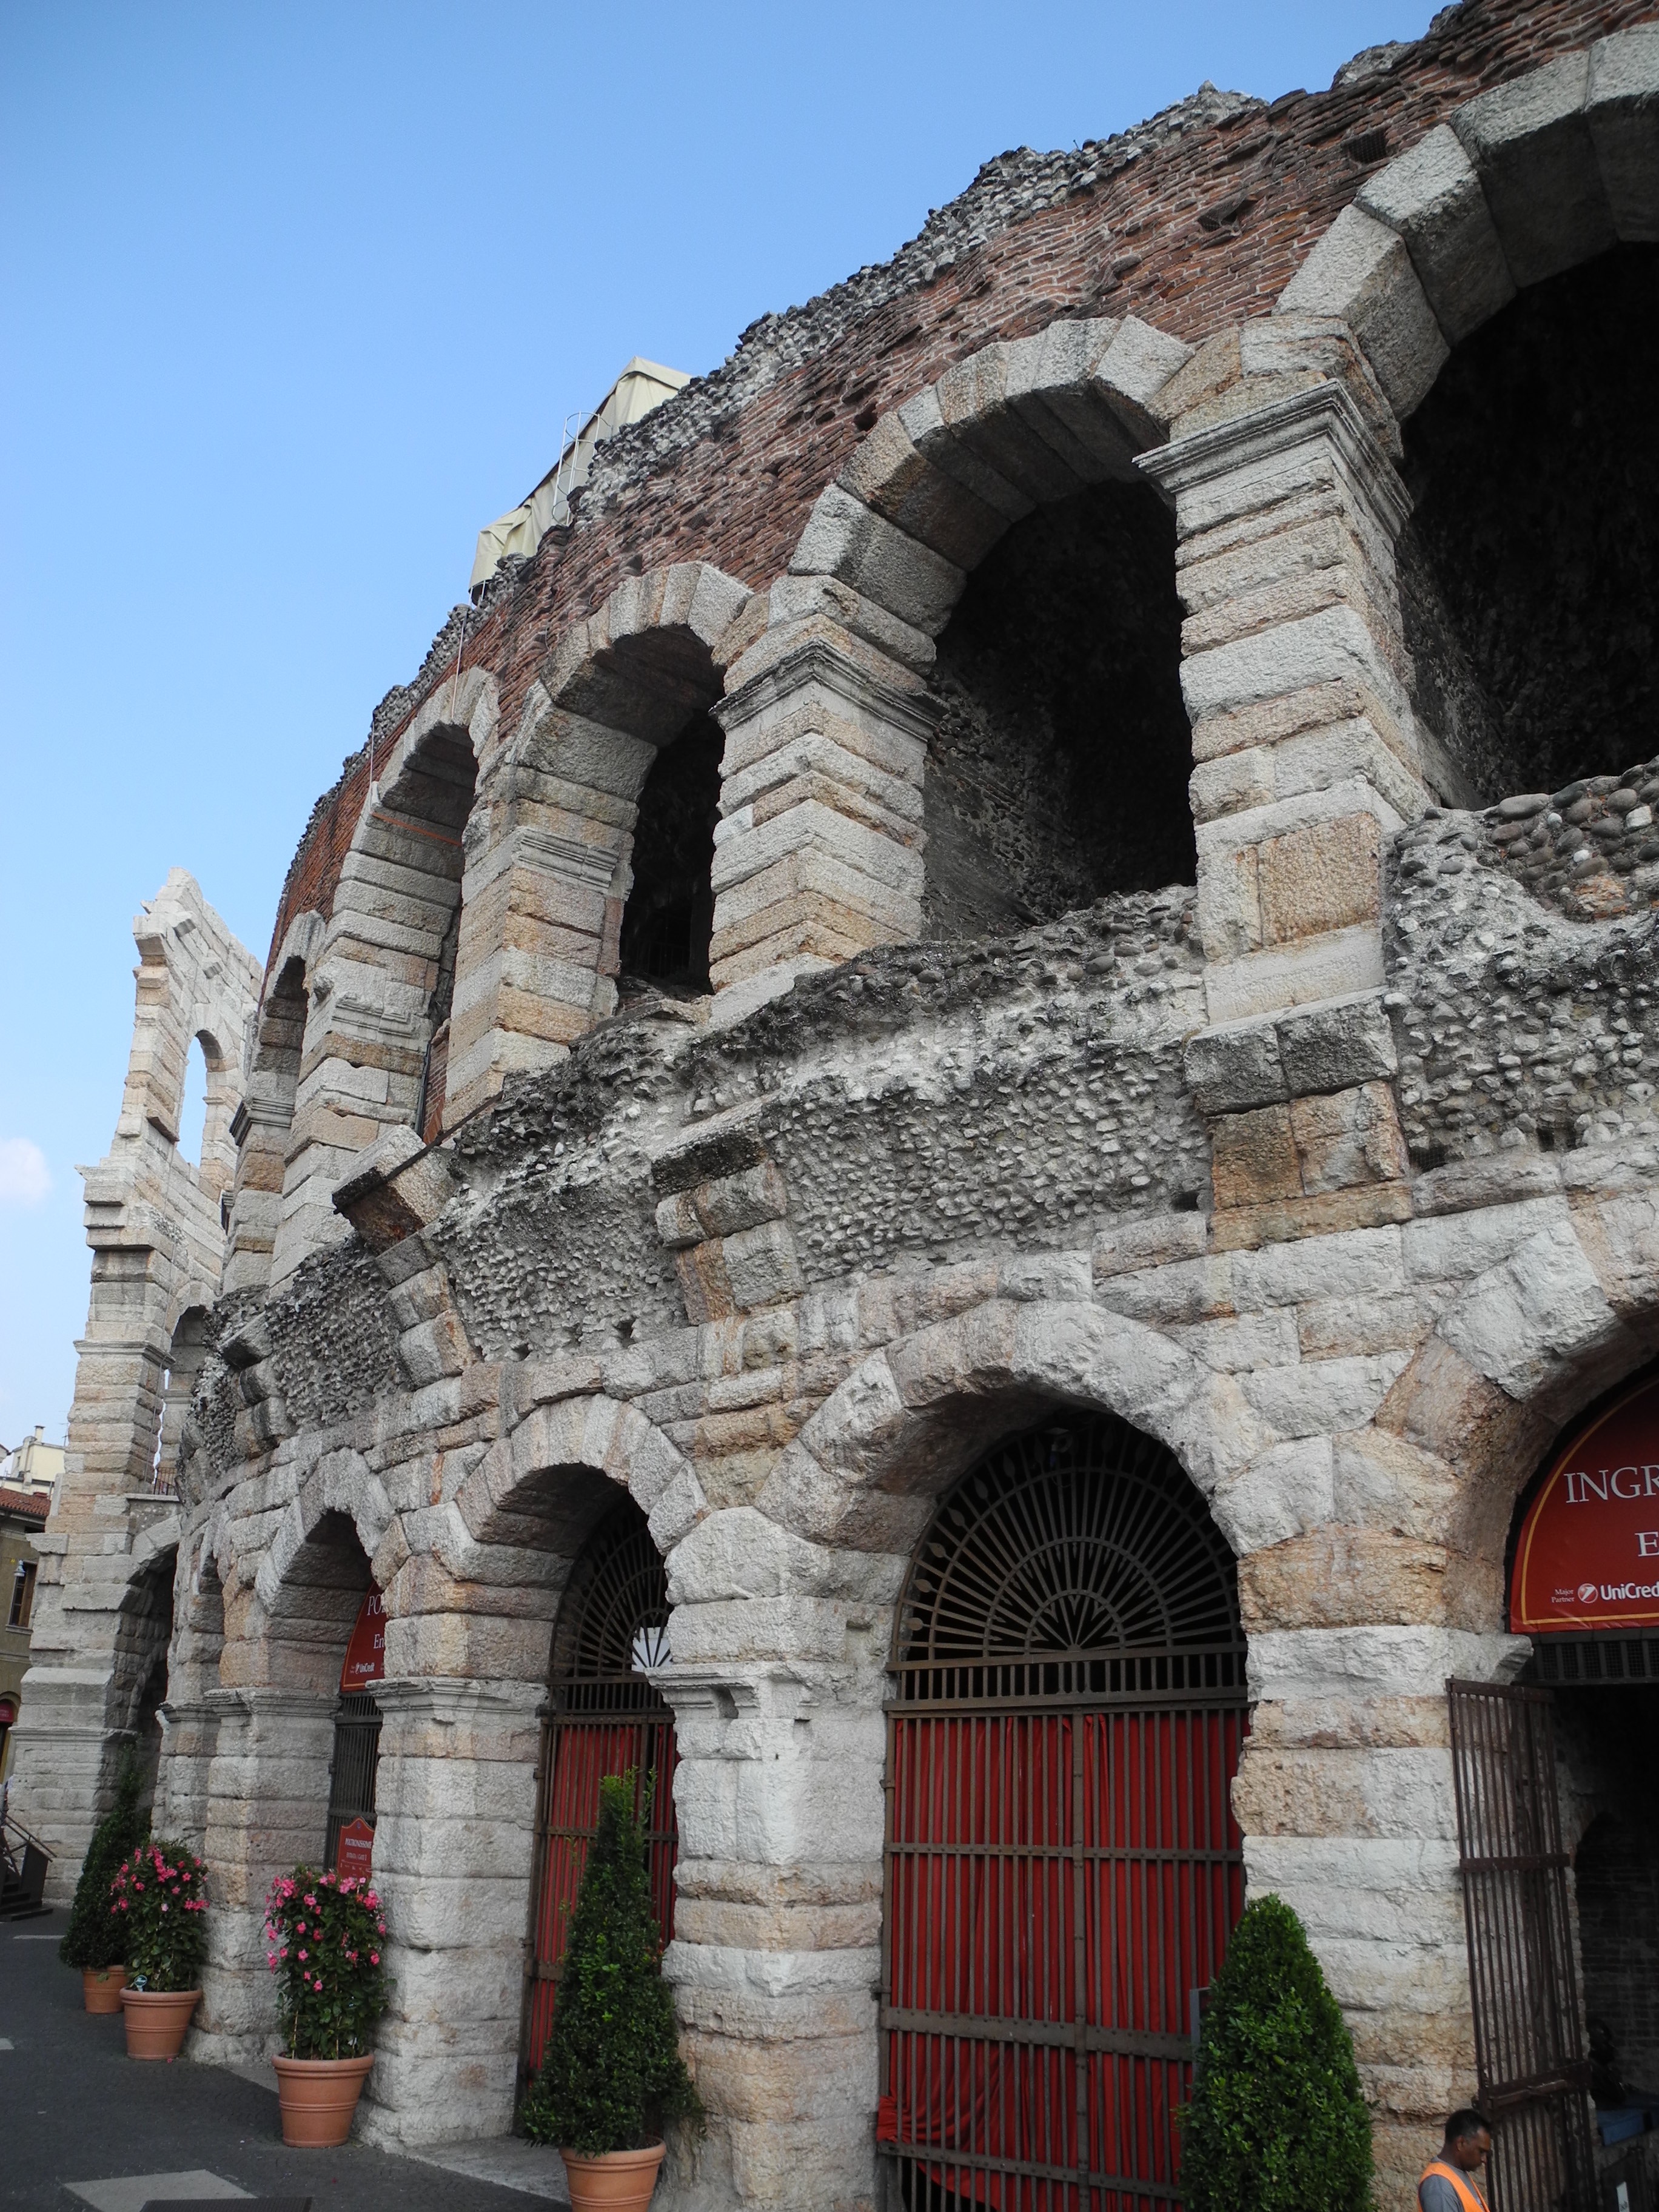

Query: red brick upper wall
264;0;1656;983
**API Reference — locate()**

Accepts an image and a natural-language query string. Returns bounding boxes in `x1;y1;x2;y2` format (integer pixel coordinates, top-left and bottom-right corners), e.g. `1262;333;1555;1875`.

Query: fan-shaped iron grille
523;1497;678;2087
881;1414;1248;2211
895;1410;1245;1709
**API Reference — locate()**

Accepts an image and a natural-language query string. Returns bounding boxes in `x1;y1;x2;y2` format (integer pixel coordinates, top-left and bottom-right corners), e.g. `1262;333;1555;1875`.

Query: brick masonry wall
264;0;1659;984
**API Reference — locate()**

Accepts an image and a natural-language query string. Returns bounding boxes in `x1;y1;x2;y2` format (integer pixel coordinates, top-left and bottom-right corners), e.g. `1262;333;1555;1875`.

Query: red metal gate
880;1415;1248;2212
520;1500;678;2083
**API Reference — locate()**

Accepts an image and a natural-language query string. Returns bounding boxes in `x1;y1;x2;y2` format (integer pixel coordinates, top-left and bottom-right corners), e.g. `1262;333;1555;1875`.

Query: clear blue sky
0;1;1432;1449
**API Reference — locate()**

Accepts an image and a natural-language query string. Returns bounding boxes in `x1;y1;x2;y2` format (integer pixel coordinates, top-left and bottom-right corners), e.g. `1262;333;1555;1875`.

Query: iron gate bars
1447;1680;1597;2212
520;1500;679;2084
882;1415;1248;2212
324;1692;383;1870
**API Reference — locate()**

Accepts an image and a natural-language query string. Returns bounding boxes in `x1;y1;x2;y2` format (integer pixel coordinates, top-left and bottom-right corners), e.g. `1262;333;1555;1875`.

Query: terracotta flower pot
121;1986;201;2059
561;2142;667;2212
82;1965;128;2014
273;2053;375;2147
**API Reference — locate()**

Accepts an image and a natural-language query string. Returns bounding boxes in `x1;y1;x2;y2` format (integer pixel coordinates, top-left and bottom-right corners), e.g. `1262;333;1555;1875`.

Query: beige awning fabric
470;357;690;593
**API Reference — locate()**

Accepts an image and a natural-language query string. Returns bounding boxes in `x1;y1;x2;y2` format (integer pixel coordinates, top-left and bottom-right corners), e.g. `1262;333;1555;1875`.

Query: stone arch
754;1296;1270;1570
1370;1190;1659;1646
446;563;755;1118
1275;32;1658;423
269;674;497;1284
709;316;1198;1009
1275;36;1659;809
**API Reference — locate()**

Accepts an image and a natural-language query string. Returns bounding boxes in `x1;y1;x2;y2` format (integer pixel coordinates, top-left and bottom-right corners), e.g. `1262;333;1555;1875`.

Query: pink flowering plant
263;1864;389;2060
110;1838;209;1992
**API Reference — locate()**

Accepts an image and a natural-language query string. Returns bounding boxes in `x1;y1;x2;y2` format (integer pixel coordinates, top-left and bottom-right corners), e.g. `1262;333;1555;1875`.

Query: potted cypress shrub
59;1761;146;2011
1181;1893;1373;2212
263;1866;390;2145
521;1772;703;2212
114;1838;209;2058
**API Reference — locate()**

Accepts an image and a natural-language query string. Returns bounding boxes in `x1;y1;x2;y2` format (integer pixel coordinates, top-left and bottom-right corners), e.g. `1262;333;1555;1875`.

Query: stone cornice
1137;381;1412;537
714;636;943;743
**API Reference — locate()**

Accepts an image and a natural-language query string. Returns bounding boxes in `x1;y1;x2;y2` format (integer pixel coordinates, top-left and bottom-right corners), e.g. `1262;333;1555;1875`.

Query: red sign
340;1587;386;1691
1511;1373;1659;1632
337;1817;375;1883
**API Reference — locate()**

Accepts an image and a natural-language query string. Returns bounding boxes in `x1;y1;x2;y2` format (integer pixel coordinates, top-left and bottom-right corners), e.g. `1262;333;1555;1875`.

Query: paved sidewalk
2;1912;569;2210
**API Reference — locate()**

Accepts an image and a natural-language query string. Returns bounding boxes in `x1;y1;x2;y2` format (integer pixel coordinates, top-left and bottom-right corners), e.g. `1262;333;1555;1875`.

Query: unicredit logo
1594;1580;1659;1601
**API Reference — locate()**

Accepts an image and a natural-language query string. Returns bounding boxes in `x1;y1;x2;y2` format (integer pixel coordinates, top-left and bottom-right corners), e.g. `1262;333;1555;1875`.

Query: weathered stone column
710;635;934;1025
193;1687;335;2065
355;1678;546;2148
1237;1624;1526;2209
153;1695;222;1852
657;1590;891;2212
1141;374;1426;1248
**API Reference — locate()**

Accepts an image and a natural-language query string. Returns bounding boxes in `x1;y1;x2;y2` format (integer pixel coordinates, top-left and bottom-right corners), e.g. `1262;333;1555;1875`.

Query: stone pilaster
709;637;935;1025
192;1687;336;2065
1141;380;1426;1245
656;1626;889;2212
354;1678;546;2148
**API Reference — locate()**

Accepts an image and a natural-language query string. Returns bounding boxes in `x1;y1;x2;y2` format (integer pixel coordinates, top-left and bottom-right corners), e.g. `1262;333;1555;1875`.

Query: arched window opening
116;1550;176;1818
881;1410;1245;2212
361;725;477;1140
617;713;723;995
179;1036;209;1167
925;484;1195;940
1398;244;1659;805
521;1493;675;2086
152;1308;207;1497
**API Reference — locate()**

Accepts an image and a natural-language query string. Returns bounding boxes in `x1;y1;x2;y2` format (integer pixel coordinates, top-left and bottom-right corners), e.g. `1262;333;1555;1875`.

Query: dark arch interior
116;1550;176;1814
1552;1684;1659;2102
618;713;723;993
1399;245;1659;805
923;482;1195;939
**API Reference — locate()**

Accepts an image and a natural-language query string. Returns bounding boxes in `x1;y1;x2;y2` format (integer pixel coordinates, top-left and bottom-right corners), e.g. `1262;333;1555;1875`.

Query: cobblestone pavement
1;1912;567;2211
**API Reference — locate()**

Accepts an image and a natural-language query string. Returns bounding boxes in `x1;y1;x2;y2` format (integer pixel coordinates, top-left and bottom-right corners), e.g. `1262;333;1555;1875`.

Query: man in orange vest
1419;2108;1495;2212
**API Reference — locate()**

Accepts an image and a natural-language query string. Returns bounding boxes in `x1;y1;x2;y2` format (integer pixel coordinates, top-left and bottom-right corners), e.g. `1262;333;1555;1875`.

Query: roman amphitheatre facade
14;5;1659;2207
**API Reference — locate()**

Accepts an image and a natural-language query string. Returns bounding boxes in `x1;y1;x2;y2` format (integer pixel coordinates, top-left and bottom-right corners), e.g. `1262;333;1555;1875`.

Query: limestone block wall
10;874;260;1890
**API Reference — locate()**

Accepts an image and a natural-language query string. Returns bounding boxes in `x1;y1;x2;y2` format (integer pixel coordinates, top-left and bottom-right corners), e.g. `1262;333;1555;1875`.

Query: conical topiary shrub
521;1771;703;2157
1181;1894;1373;2212
58;1760;147;1972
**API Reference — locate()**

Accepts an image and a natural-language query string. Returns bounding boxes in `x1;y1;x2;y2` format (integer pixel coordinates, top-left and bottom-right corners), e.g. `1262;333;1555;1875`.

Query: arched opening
1450;1369;1659;2212
617;713;723;996
880;1408;1245;2211
116;1549;176;1817
925;483;1194;939
520;1492;676;2088
1398;245;1659;806
153;1307;207;1497
370;726;477;1143
179;1036;209;1167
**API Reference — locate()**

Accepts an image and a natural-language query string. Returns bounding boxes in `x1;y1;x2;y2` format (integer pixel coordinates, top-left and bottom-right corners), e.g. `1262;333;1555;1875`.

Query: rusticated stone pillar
1141;376;1427;1250
657;1598;892;2212
355;1678;545;2149
709;636;935;1027
192;1687;335;2066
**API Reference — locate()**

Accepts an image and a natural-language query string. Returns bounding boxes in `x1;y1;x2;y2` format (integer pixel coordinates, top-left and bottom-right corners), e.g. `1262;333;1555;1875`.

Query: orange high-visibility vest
1419;2159;1492;2212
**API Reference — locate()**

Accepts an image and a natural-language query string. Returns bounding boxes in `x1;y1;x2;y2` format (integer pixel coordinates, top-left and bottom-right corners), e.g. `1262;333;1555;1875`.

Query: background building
0;1432;58;1782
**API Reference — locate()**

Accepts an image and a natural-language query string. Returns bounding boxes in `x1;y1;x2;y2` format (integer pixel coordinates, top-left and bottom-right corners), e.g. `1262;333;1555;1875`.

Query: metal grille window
1447;1680;1597;2212
881;1413;1248;2212
324;1692;383;1871
520;1498;677;2085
